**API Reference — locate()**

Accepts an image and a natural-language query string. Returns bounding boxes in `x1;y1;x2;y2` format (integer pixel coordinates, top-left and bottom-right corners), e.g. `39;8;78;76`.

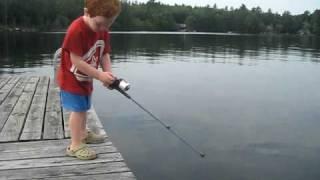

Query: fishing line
110;79;206;158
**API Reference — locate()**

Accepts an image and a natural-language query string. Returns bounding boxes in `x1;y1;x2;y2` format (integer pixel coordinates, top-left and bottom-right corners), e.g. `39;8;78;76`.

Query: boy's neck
82;15;95;33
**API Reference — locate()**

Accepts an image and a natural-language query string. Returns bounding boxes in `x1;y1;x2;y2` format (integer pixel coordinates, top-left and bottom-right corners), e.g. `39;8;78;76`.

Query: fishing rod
109;78;206;158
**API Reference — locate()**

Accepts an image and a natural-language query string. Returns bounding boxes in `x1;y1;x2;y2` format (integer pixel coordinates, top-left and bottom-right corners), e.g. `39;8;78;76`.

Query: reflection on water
1;32;320;180
0;32;319;74
0;32;63;75
111;33;320;67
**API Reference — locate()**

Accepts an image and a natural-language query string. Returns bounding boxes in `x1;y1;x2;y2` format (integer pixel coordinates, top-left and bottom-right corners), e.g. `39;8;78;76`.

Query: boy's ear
84;8;90;17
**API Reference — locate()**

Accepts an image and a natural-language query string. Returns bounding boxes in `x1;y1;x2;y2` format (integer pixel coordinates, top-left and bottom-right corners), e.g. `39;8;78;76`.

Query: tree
0;0;318;36
311;10;320;36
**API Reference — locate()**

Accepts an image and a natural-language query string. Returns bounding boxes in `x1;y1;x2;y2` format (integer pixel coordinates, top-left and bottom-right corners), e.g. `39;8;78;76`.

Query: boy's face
90;15;117;32
84;8;119;32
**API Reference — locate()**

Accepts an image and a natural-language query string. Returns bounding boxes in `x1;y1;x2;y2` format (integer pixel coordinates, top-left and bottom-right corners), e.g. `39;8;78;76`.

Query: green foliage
0;0;82;30
0;0;319;35
311;10;320;35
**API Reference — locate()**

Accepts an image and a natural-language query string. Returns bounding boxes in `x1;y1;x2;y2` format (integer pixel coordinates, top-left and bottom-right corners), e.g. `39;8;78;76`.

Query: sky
131;0;320;15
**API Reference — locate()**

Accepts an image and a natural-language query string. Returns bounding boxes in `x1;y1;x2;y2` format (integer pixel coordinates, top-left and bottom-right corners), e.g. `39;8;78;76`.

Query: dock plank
0;77;39;142
20;76;50;141
0;161;131;179
0;141;116;161
43;81;64;140
0;77;28;132
0;152;123;170
0;76;11;90
45;172;136;180
0;76;20;105
0;139;112;153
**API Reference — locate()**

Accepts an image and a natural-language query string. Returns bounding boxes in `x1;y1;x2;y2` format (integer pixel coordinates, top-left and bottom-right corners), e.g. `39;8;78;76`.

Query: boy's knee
70;111;87;117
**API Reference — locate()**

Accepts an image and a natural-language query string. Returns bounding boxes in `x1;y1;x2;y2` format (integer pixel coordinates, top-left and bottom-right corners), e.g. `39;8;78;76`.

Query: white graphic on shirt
70;40;105;82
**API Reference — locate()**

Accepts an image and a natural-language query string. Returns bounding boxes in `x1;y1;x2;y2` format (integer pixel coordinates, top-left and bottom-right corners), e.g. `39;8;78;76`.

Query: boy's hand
98;71;115;87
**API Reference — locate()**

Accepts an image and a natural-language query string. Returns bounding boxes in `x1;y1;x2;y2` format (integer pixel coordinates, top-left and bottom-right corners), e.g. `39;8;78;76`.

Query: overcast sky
131;0;320;15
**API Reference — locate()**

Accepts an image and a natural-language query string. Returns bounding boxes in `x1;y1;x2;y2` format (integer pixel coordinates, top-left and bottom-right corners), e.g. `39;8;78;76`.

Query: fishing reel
109;78;130;91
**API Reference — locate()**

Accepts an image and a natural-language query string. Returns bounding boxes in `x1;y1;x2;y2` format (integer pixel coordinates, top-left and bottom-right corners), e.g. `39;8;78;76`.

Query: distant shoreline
0;27;318;37
41;31;241;35
25;30;320;37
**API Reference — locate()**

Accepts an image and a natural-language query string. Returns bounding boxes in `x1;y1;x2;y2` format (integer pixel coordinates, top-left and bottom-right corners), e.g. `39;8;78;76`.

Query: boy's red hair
85;0;121;18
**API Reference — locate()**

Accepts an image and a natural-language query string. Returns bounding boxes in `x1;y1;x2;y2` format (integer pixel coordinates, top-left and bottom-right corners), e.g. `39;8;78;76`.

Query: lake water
1;32;320;180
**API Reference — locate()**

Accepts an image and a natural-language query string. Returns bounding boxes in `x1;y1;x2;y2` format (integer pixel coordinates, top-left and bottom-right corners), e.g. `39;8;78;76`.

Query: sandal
66;143;97;160
83;130;106;144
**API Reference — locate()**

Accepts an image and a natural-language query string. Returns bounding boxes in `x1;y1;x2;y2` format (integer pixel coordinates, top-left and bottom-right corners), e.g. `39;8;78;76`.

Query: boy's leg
69;111;86;150
81;111;88;141
80;111;106;144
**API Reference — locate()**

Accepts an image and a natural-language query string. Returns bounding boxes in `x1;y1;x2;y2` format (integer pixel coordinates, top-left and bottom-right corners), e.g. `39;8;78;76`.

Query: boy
57;0;121;160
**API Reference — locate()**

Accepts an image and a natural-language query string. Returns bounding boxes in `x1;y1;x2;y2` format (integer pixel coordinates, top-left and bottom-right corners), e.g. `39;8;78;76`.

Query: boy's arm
70;52;114;85
101;53;112;72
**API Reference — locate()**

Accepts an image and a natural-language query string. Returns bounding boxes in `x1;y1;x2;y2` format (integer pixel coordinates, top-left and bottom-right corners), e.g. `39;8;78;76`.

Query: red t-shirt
57;16;111;95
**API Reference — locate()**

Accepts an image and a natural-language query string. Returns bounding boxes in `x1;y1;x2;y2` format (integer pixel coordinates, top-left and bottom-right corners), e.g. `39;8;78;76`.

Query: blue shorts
60;90;91;112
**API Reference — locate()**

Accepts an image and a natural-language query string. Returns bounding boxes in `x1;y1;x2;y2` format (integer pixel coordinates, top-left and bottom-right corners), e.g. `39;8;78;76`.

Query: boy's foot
82;130;107;144
66;143;97;160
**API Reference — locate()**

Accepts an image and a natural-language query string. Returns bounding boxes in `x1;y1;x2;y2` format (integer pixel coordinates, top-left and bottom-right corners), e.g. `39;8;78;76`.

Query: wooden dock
0;76;136;179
